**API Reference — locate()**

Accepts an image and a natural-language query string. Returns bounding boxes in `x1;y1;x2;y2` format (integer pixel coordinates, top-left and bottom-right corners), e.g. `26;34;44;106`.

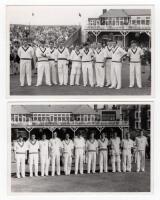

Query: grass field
10;63;151;96
11;160;150;192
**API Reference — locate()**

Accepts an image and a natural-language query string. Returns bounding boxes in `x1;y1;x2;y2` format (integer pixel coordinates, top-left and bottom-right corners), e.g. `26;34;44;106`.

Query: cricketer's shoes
35;84;41;87
20;85;24;87
116;87;121;90
138;86;142;88
46;84;52;86
129;85;134;88
109;85;116;89
105;83;111;87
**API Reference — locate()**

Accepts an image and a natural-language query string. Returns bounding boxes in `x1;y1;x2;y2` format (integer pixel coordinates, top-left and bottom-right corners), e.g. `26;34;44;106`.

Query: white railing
11;120;129;127
85;24;151;31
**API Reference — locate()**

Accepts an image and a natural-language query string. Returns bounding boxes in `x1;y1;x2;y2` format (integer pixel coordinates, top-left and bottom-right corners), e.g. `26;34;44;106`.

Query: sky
7;6;106;27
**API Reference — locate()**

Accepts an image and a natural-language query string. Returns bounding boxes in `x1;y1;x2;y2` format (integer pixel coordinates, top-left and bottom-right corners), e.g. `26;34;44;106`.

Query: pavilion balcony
11;120;129;127
84;24;151;31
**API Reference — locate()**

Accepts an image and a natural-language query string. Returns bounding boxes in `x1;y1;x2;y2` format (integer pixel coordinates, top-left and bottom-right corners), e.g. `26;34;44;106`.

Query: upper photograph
7;5;153;96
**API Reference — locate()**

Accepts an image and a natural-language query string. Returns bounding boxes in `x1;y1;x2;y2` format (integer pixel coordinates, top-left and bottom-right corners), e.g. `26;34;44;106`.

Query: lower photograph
9;103;151;193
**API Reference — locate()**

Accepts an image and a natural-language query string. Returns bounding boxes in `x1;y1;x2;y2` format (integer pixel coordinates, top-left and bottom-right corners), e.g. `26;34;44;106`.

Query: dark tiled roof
73;105;96;114
99;9;151;18
11;105;30;114
124;9;151;16
11;105;95;114
100;9;128;18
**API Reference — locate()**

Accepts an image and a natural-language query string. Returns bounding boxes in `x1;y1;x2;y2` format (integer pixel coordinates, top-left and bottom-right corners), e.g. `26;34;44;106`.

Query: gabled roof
11;105;95;114
100;9;128;18
11;105;30;114
23;105;79;113
124;9;151;16
73;105;96;115
99;9;151;18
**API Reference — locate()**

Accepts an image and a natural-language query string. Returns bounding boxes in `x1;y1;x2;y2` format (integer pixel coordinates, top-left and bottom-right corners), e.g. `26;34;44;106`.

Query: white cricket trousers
57;60;68;85
49;61;58;85
111;62;122;88
111;154;121;172
70;62;81;85
82;62;94;86
51;153;61;176
63;153;72;175
99;150;108;173
87;151;96;173
129;62;142;87
16;153;25;178
95;63;105;87
75;149;84;174
122;150;132;172
40;153;49;176
105;59;112;85
136;150;145;172
36;61;51;85
20;60;32;86
29;153;38;176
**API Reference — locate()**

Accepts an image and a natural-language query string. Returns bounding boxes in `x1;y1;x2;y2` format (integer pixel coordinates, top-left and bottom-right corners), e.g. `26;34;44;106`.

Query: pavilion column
120;31;129;48
92;31;101;43
24;127;33;139
48;127;56;138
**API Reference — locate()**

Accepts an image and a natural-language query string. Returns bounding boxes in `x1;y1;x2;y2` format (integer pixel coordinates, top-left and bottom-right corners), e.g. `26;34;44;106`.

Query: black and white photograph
9;103;151;192
7;5;152;96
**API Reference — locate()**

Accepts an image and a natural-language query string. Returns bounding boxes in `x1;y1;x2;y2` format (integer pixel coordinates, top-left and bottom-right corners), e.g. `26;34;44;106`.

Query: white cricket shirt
127;47;144;62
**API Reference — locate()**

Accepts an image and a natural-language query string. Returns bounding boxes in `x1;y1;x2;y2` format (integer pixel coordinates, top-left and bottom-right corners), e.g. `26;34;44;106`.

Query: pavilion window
19;114;22;122
96;20;100;25
15;115;18;122
146;19;150;25
50;115;54;122
132;20;136;25
62;114;66;121
136;17;140;25
141;20;145;25
54;116;57;122
38;114;42;121
124;17;128;25
33;114;38;121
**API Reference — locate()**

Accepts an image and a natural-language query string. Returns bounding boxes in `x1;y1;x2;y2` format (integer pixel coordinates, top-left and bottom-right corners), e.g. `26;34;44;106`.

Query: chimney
103;9;107;14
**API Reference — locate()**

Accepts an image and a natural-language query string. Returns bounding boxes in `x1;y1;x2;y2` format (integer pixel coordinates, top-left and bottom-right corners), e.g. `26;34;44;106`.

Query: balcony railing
85;24;151;31
11;120;129;127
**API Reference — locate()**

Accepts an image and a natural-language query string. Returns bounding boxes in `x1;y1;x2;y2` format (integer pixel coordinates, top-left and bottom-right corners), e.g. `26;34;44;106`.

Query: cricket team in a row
13;130;148;178
17;39;144;89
